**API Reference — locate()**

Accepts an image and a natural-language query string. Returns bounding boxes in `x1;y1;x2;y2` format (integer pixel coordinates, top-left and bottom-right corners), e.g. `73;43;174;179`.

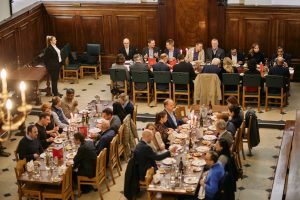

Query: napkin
58;165;66;176
153;173;161;184
198;176;206;199
26;160;34;172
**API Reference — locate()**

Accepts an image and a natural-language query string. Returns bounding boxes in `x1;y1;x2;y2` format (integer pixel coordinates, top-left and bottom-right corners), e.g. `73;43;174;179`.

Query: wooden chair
117;124;128;171
80;43;102;79
265;75;287;113
139;167;155;189
231;122;245;168
131;71;150;106
77;148;110;199
42;166;74;200
172;72;191;108
243;116;253;157
109;68;128;100
175;106;187;120
153;71;172;106
62;57;81;83
15;159;42;200
242;74;261;112
14;150;19;161
108;135;121;184
132;104;138;125
222;73;240;104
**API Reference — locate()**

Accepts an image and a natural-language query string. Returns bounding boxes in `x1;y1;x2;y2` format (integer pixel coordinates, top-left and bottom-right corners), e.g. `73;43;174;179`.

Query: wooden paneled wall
0;3;46;69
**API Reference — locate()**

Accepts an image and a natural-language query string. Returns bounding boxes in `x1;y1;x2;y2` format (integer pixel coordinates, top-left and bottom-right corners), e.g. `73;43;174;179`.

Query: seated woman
226;95;244;122
112;101;127;123
118;93;134;118
215;138;238;200
228;104;243;130
41;102;59;134
247;43;264;64
111;54;130;88
155;111;173;149
222;57;238;89
51;96;69;130
61;88;79;119
145;123;165;152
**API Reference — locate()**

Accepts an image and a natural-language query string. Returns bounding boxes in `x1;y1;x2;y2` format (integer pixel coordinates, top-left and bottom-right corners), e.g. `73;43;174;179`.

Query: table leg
36;82;42;105
46;74;52;96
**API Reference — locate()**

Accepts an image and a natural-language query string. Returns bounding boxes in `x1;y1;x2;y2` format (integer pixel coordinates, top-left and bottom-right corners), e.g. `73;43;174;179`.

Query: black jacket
173;61;196;81
134;140;171;181
95;129;116;161
142;46;160;58
73;140;97;178
226;52;245;64
164;48;181;59
164;109;184;130
17;136;43;162
44;45;61;70
35;123;51;149
206;47;225;61
118;46;138;60
245;110;260;148
124;156;140;200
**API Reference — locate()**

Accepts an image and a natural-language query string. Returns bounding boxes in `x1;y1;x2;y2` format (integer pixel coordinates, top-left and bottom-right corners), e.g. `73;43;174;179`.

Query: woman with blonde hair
145;123;165;152
222;57;237;74
247;42;264;64
44;35;62;97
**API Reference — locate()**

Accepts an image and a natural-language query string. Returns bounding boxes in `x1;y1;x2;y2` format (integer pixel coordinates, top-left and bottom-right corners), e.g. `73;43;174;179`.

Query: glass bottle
179;157;184;174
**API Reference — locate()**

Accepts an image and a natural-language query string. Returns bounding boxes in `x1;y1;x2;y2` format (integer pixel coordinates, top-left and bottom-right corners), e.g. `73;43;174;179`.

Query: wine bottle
179;157;184;174
189;137;193;151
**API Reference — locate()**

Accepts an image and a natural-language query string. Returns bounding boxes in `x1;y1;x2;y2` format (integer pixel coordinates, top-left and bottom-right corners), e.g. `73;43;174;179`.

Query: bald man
118;38;138;60
134;129;177;181
268;56;290;93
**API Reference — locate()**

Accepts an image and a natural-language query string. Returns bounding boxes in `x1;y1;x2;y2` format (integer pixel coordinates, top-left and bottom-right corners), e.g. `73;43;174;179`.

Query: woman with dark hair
155;111;173;149
226;96;239;107
228;104;243;129
111;54;130;87
112;101;127;123
247;43;264;64
215;138;237;200
145;123;165;152
244;58;261;93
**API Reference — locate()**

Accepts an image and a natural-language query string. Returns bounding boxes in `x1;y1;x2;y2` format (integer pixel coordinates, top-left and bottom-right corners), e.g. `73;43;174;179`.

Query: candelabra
0;69;32;141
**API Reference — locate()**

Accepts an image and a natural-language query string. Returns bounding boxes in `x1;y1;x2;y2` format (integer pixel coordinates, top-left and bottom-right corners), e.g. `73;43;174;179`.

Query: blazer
110;115;121;133
226;52;245;64
247;52;264;64
218;130;233;147
134;140;171;181
164;48;180;59
185;48;205;63
173;61;196;81
118;46;138;60
44;45;61;70
73;140;97;178
142;46;160;58
164;109;184;129
95;129;116;161
206;47;225;61
124;101;134;119
202;65;222;80
153;62;170;72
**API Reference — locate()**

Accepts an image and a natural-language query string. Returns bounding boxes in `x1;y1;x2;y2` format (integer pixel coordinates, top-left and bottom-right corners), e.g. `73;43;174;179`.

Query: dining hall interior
0;0;300;200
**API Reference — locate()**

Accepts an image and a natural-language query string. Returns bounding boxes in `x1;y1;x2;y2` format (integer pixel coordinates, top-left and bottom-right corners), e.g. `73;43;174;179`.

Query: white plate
89;128;100;134
66;153;75;159
203;135;217;141
96;118;103;123
208;125;216;131
169;144;182;152
40;153;45;159
162;158;176;165
191;159;206;167
181;124;190;129
174;133;188;139
205;130;214;135
63;127;68;132
54;138;63;144
184;176;198;184
196;146;210;153
79;110;90;114
240;73;244;76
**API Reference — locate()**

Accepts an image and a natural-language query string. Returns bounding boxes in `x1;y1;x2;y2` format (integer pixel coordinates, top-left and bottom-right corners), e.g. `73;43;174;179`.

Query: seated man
226;48;245;66
130;54;150;90
173;54;196;90
202;58;222;80
268;56;290;93
153;53;171;90
216;113;236;136
73;132;97;193
17;125;43;162
118;38;138;60
35;112;56;149
199;151;225;200
270;46;291;68
215;119;233;147
164;39;180;60
134;129;177;181
206;38;225;62
163;99;186;130
51;96;69;130
101;108;121;133
185;41;205;63
142;38;160;61
93;119;116;159
61;88;79;119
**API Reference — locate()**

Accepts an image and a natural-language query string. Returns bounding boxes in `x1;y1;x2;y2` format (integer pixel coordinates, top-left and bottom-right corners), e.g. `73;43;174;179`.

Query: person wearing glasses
118;38;138;60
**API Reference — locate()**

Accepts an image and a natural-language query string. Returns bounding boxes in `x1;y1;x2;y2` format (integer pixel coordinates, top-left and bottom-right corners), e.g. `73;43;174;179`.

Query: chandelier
0;69;32;141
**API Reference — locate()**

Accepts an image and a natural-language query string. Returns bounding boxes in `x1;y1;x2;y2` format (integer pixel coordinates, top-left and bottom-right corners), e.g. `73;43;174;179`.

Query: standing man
142;39;160;61
118;38;138;60
206;38;225;62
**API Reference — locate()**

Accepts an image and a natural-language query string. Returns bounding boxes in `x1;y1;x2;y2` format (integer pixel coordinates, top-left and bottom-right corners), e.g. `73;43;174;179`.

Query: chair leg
109;166;116;184
77;179;81;197
95;68;98;79
97;184;104;200
154;86;157;107
124;150;128;162
265;96;268;112
242;88;245;110
116;162;121;176
248;142;252;156
105;179;110;191
117;155;123;171
241;141;246;160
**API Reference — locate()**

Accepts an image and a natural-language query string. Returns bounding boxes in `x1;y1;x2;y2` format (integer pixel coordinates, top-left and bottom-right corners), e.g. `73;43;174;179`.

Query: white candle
70;112;73;120
6;99;12;122
185;48;188;54
180;49;182;54
1;69;7;94
19;81;26;104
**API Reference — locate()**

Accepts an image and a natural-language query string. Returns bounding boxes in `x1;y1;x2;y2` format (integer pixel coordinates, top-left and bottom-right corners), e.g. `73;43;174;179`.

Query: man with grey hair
206;38;225;61
215;119;233;147
201;57;222;80
118;38;137;60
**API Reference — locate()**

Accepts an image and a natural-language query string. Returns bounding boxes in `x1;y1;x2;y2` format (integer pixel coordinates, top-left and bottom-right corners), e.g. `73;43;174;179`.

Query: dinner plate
54;138;63;144
193;166;202;172
63;127;68;132
208;125;216;131
174;133;188;139
182;124;190;129
162;158;176;165
196;146;210;153
169;144;182;152
53;177;61;182
40;153;45;159
203;135;217;141
96;118;103;123
191;159;206;167
66;153;75;159
79;110;90;114
184;176;198;184
173;138;182;144
205;130;214;135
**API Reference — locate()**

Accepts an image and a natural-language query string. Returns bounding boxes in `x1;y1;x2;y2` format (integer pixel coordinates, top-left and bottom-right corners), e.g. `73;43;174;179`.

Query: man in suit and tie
130;54;151;90
152;53;170;72
134;129;177;181
173;54;196;90
142;38;160;61
101;108;121;133
164;39;180;60
226;48;245;66
118;38;138;60
270;46;291;68
163;99;187;130
206;38;225;62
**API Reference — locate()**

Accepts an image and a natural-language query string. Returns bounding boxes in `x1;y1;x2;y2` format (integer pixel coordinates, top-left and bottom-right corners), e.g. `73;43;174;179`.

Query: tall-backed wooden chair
117;124;128;171
108;135;121;184
110;68;128;100
242;74;261;112
139;167;155;189
222;73;240;104
175;106;187;120
153;71;172;106
77;148;110;199
80;43;102;79
131;71;150;106
42;166;74;200
172;72;191;108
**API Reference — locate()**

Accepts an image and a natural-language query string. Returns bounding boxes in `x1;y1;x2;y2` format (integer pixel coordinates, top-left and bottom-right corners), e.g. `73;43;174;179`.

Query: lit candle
19;81;26;104
6;99;12;122
194;116;197;124
70;113;73;120
185;48;188;54
180;49;182;54
1;69;7;94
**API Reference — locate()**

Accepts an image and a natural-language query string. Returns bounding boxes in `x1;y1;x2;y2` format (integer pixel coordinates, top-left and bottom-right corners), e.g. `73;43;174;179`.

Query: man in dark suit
17;125;43;162
118;38;138;60
226;48;245;66
153;53;170;90
164;39;180;60
202;58;222;80
163;99;187;129
101;108;121;133
130;54;151;90
173;54;196;90
206;38;225;61
270;46;291;68
268;56;290;93
134;129;177;181
142;38;160;61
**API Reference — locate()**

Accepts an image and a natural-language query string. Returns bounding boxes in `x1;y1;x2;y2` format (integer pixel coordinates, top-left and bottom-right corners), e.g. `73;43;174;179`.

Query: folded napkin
198;176;206;200
153;173;161;184
26;160;34;172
